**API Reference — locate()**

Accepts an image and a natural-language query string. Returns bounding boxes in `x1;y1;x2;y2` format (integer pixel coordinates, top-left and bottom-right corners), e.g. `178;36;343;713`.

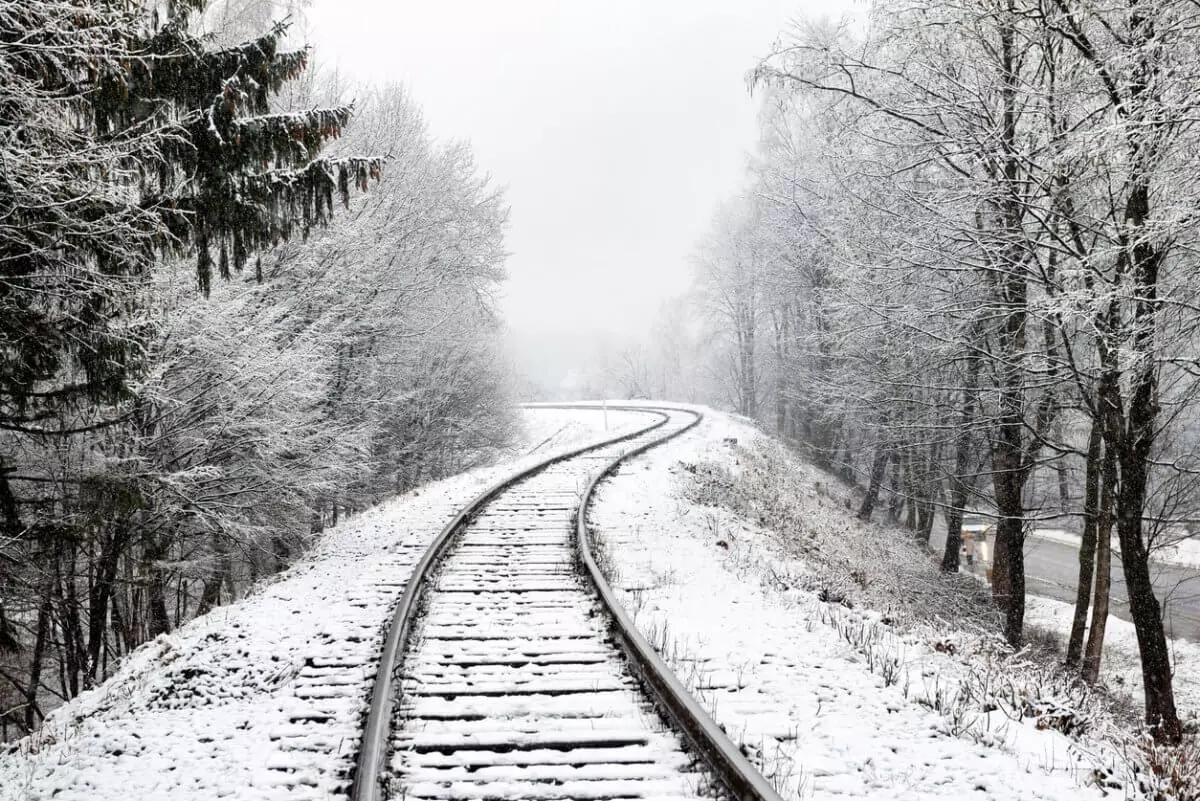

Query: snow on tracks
0;407;647;801
386;409;710;801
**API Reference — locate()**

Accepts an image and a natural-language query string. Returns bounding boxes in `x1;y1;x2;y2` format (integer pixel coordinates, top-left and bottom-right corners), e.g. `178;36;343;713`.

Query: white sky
303;0;853;382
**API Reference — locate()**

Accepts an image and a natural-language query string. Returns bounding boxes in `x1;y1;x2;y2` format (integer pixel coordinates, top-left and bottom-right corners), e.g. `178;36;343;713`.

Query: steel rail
350;404;668;801
575;406;788;801
351;402;784;801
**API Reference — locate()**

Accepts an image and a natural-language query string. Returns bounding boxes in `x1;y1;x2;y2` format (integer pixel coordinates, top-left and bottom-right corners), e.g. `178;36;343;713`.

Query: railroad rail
350;404;785;801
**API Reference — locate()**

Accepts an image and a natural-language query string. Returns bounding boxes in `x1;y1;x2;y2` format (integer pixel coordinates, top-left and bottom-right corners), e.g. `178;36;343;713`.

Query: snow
0;406;651;801
3;401;1191;801
589;407;1130;801
519;405;649;455
1157;537;1200;569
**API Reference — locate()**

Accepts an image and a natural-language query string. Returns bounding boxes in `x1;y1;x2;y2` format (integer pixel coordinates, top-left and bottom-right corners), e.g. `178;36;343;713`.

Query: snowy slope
0;407;649;801
589;405;1193;801
5;403;1189;801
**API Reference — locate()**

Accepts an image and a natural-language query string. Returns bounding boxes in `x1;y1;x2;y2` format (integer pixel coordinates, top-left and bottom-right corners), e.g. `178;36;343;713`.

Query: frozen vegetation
0;409;645;801
592;407;1200;801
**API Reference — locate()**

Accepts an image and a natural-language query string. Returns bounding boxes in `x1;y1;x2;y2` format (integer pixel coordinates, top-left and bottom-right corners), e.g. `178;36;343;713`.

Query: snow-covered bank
1024;595;1200;726
590;407;1193;801
0;407;647;801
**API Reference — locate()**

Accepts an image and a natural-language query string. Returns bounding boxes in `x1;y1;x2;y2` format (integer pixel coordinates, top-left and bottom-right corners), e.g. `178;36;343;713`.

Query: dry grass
680;442;1000;633
1130;735;1200;801
678;436;1192;801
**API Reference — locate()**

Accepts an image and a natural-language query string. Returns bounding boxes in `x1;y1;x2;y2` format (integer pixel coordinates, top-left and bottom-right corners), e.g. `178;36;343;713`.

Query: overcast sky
303;0;852;384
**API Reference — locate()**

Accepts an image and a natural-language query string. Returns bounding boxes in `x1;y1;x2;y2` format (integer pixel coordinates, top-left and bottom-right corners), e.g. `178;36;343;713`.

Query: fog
303;0;853;394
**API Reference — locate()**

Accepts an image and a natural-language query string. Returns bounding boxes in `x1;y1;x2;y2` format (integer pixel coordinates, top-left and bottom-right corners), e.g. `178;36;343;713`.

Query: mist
303;0;854;398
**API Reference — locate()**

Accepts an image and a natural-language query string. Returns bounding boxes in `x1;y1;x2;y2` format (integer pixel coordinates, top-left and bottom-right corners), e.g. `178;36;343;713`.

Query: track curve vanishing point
350;403;785;801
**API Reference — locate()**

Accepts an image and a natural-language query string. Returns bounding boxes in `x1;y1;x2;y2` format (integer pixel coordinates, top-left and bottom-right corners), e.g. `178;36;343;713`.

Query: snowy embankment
0;407;648;801
590;405;1196;801
1024;595;1200;723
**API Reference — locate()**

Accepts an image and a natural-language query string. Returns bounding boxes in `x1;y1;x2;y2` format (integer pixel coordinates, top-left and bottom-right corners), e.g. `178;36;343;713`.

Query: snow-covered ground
4;402;1193;801
0;407;650;801
1024;595;1200;725
589;405;1195;801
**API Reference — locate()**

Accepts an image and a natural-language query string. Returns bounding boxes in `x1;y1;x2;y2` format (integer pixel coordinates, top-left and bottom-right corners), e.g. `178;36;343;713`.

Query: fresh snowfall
2;405;1196;801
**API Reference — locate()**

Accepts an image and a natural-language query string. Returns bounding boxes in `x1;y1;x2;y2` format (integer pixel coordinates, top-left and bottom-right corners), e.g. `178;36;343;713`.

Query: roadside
935;525;1200;573
590;405;1197;801
942;530;1200;725
932;523;1200;643
1029;529;1200;571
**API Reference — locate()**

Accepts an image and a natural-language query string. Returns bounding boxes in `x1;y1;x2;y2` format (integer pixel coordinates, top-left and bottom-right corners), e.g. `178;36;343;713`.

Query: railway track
350;404;783;801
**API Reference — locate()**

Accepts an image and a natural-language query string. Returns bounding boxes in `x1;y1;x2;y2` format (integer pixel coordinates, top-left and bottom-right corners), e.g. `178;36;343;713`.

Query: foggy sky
303;0;853;387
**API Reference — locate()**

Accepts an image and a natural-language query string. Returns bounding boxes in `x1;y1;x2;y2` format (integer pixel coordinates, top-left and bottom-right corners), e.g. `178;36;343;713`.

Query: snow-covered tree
734;0;1200;742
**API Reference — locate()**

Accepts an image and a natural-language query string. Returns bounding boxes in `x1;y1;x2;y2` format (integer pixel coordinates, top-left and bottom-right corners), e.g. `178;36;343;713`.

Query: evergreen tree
97;5;380;293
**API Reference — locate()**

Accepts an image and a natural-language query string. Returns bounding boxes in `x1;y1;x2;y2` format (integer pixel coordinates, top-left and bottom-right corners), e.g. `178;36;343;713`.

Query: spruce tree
95;4;380;293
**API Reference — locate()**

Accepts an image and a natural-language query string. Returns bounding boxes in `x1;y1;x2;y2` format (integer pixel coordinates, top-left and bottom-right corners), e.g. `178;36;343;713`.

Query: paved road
1017;536;1200;642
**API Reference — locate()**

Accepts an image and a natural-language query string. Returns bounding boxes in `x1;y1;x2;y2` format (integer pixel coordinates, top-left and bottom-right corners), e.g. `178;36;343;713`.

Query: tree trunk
1056;454;1071;513
1097;173;1181;742
57;544;84;698
942;508;964;573
989;512;1026;646
0;456;19;538
742;326;756;419
735;300;757;419
858;445;889;521
987;0;1033;649
915;444;939;544
144;535;172;638
86;530;128;685
1108;344;1180;740
991;442;1028;646
196;535;231;616
774;305;790;434
1067;419;1102;667
942;345;981;572
1082;439;1115;684
24;591;52;731
918;477;938;545
904;451;918;530
1114;460;1180;741
888;453;902;522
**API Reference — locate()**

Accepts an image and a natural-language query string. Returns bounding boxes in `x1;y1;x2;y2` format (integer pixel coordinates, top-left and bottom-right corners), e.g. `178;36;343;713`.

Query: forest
600;0;1200;746
0;0;515;738
5;0;1199;761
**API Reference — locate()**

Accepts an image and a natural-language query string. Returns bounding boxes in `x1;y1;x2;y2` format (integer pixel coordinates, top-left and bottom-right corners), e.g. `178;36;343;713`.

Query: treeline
673;0;1200;744
0;0;514;737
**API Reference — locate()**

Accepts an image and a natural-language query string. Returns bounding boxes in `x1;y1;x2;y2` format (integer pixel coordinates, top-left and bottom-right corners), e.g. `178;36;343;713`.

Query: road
1019;535;1200;642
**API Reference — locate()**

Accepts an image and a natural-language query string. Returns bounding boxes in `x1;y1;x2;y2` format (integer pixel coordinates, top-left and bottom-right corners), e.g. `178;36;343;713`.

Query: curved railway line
349;404;784;801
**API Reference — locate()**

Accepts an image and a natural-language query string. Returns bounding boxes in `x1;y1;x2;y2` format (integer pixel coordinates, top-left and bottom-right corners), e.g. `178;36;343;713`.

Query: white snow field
3;402;1194;801
589;404;1197;801
0;407;650;801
